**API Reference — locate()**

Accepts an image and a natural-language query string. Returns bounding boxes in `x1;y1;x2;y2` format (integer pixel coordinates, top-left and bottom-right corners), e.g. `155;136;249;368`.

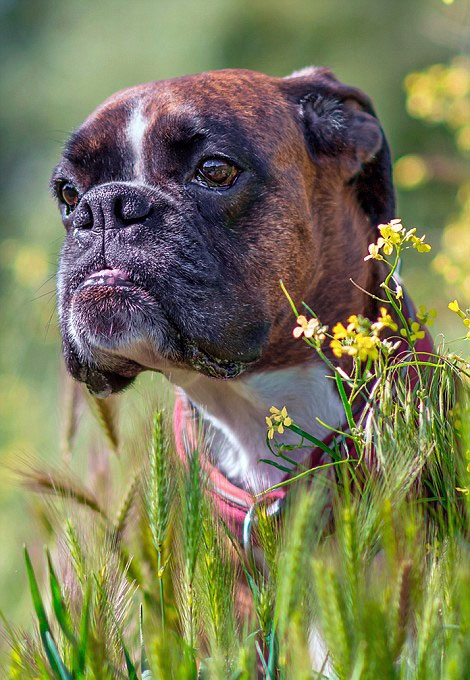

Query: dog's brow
172;128;206;146
63;129;94;163
151;113;207;147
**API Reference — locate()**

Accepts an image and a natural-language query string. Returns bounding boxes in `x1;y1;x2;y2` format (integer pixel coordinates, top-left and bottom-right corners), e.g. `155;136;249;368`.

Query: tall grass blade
46;549;76;646
88;392;119;454
115;471;139;539
24;546;69;680
21;468;107;520
43;632;72;680
147;410;172;631
77;580;92;675
140;604;153;679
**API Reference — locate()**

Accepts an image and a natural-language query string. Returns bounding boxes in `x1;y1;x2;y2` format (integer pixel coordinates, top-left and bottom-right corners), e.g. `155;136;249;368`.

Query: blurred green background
0;0;468;630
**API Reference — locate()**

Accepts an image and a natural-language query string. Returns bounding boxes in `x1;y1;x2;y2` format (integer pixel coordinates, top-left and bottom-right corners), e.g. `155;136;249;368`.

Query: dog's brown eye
195;158;239;188
59;183;79;211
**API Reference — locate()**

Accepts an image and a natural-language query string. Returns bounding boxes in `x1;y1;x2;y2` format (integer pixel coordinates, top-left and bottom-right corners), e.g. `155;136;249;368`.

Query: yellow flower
395;284;403;300
365;219;409;261
270;405;293;426
378;220;404;255
406;321;426;341
379;220;403;239
372;307;398;333
353;334;380;361
330;331;380;361
400;322;425;342
266;416;275;439
364;242;384;261
448;299;466;319
293;315;325;342
332;322;349;340
416;305;437;327
331;312;387;361
347;314;359;329
331;338;344;358
411;234;432;253
266;406;293;438
448;299;470;338
456;487;470;496
293;315;312;338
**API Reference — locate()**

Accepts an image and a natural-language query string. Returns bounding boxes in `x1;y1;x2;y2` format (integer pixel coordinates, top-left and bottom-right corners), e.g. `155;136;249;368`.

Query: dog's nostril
116;193;152;224
71;186;152;231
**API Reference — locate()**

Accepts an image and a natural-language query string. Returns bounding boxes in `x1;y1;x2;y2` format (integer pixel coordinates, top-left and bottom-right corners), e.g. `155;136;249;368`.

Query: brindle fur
52;67;393;394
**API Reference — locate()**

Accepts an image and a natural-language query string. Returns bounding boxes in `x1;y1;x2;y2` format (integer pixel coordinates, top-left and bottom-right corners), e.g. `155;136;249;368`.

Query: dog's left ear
281;66;395;227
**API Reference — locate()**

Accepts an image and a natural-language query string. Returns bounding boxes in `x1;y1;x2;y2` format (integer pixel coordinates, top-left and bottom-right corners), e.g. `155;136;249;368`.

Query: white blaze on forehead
127;105;148;180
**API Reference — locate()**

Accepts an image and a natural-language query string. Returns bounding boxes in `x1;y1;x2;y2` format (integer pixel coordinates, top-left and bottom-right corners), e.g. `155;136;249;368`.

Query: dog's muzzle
72;183;153;232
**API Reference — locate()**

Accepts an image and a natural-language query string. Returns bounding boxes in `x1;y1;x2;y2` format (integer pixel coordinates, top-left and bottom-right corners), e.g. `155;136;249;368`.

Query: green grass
2;349;469;679
2;227;470;679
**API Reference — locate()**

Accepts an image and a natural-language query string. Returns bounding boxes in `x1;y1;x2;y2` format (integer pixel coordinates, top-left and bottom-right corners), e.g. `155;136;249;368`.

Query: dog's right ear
281;66;395;228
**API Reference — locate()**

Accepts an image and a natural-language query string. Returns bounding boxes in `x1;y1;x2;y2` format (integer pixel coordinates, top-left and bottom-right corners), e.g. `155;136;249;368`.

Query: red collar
173;309;434;540
173;394;283;538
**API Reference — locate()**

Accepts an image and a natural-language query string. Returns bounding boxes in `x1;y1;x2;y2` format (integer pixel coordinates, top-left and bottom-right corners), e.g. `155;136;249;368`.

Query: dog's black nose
73;183;152;230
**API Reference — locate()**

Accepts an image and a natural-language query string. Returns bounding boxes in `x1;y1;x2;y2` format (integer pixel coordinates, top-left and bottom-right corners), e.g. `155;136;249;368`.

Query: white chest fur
169;363;344;493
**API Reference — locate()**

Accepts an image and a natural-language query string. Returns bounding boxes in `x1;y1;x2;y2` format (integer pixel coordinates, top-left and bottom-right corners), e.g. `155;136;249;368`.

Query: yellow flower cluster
448;299;470;339
330;308;397;362
365;220;401;260
292;315;327;343
365;219;431;261
266;406;293;439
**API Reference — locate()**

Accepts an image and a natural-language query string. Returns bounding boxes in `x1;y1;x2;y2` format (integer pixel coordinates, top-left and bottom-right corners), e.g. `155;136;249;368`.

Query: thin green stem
157;550;165;632
255;458;352;497
279;279;299;317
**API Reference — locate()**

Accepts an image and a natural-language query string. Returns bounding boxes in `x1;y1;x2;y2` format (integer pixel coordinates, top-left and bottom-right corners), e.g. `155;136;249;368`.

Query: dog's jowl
52;67;395;493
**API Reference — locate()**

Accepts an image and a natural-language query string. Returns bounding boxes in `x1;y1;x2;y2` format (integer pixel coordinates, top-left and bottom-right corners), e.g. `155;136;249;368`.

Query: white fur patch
172;363;345;493
127;106;148;181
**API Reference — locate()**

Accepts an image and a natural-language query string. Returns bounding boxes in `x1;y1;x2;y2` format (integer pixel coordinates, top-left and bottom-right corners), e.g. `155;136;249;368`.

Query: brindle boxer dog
52;66;398;674
52;67;393;498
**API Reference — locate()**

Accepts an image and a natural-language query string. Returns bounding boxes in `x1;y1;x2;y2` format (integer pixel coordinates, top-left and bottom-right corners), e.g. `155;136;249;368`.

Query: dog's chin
67;270;257;393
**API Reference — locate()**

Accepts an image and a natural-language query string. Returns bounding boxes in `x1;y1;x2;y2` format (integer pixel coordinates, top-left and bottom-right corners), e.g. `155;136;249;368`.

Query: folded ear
281;66;395;227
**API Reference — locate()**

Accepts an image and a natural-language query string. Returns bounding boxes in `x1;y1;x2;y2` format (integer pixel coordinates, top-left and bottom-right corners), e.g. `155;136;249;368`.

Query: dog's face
52;68;394;396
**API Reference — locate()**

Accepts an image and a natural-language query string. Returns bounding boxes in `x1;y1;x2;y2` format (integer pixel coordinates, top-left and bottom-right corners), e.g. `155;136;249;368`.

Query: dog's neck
166;362;344;493
163;200;383;494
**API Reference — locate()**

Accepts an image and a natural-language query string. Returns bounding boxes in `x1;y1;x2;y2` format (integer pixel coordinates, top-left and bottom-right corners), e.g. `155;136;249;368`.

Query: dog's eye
58;183;79;212
194;158;239;188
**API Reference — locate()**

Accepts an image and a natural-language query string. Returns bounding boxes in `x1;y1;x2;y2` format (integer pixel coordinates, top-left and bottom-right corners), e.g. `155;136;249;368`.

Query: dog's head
52;67;394;396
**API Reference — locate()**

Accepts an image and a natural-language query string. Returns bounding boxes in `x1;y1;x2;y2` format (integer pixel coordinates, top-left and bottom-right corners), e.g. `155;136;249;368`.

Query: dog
52;65;426;675
52;66;398;504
